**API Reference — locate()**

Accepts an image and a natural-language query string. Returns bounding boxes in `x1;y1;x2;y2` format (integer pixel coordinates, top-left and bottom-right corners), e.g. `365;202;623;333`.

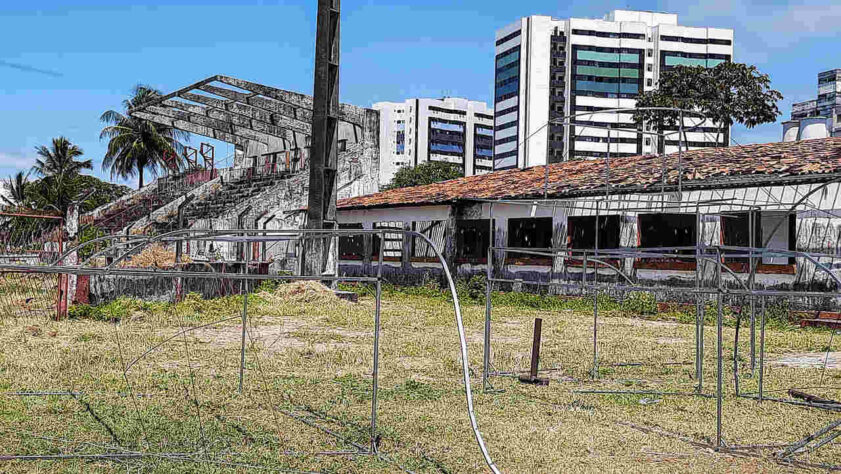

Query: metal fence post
483;244;493;391
370;230;384;454
759;295;766;402
716;248;723;450
238;235;250;393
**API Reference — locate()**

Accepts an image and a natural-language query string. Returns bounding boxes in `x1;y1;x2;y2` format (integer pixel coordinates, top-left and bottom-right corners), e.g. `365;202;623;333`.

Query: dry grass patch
0;290;839;472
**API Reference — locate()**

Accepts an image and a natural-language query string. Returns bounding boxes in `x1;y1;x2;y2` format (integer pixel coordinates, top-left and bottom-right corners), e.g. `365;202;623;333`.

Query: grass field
1;281;840;473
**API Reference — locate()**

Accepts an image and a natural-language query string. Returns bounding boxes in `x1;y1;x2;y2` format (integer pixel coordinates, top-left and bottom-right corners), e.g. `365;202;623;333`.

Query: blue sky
1;0;839;187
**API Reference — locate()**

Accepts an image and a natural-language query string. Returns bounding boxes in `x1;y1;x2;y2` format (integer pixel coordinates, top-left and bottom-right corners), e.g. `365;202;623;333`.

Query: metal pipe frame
0;228;501;474
483;215;841;457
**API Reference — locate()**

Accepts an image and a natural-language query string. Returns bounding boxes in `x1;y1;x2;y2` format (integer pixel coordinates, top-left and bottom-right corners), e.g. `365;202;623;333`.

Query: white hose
424;232;500;474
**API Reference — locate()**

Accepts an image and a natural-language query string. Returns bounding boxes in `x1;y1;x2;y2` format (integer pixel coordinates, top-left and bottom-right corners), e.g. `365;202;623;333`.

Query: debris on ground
117;244;192;269
261;281;344;304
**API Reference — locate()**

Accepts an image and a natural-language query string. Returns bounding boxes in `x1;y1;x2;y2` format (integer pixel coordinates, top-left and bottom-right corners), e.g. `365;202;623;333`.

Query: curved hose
412;231;501;473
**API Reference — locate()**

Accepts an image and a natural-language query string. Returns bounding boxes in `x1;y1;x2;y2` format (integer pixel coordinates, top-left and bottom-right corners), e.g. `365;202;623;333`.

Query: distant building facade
373;98;494;185
493;10;734;170
783;69;841;142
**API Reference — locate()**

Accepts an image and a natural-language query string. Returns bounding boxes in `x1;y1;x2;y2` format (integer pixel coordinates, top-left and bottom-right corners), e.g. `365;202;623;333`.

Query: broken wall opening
455;219;491;263
637;213;697;270
507;217;554;265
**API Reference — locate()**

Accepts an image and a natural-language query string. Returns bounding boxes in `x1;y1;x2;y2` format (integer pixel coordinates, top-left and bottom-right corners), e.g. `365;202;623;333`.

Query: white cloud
0;152;36;172
663;0;841;51
770;1;841;34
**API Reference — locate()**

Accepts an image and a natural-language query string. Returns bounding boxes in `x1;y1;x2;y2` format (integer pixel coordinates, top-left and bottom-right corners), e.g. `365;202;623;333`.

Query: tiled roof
339;137;841;210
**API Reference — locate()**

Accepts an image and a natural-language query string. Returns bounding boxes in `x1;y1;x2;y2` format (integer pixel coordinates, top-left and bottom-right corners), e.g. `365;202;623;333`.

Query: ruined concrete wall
180;107;380;269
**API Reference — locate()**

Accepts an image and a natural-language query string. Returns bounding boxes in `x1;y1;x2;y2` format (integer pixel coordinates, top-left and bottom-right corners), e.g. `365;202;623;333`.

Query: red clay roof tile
339;138;841;210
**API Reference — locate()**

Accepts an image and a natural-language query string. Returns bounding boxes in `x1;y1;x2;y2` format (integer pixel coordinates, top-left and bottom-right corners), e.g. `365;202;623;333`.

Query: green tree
65;175;132;213
31;136;93;215
1;171;31;208
33;136;91;178
633;62;783;148
100;85;190;189
383;161;464;190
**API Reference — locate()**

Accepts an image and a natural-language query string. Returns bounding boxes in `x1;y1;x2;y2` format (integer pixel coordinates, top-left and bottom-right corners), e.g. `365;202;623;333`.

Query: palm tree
33;137;92;178
32;136;92;215
1;171;31;208
100;85;190;188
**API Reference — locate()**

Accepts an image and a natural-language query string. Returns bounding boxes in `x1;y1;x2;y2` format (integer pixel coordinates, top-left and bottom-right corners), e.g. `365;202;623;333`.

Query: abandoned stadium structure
82;74;379;273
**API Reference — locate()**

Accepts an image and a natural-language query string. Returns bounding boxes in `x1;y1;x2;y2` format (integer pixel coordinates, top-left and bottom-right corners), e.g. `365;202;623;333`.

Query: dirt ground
1;287;840;473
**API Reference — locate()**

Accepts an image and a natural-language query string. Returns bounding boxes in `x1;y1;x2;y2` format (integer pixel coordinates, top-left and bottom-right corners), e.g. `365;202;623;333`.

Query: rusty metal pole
304;0;340;277
519;318;548;385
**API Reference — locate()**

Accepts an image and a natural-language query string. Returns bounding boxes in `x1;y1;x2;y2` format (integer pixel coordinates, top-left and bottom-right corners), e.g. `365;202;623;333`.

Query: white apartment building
782;69;841;142
373;98;494;186
494;10;734;170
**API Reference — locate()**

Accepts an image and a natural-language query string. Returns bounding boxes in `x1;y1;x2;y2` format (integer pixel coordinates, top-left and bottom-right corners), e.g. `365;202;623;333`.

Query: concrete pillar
401;221;413;271
443;205;459;279
362;221;374;275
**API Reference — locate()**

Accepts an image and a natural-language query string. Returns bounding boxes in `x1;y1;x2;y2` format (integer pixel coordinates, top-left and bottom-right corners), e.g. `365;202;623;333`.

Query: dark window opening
508;217;553;249
339;223;364;260
721;212;796;272
639;213;696;251
456;219;492;262
721;212;761;263
788;214;797;265
567;215;621;250
637;214;696;270
507;217;553;264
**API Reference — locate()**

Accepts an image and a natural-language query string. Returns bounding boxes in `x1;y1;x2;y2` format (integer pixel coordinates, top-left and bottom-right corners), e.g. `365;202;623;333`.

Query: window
646;63;653;72
646;78;653;87
373;222;403;261
496;30;521;46
338;139;348;152
761;212;797;265
721;212;796;271
722;212;761;264
429;106;466;116
647;49;653;58
567;216;621;250
508;217;553;249
637;214;697;270
339;223;364;260
708;38;732;46
645;137;651;146
456;220;492;261
410;221;444;261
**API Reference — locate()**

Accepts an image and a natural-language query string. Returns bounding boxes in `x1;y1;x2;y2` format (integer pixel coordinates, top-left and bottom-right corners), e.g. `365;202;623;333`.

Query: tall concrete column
304;0;341;277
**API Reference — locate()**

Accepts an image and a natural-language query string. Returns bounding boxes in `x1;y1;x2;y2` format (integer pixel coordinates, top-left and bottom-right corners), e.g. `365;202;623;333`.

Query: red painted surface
74;275;90;305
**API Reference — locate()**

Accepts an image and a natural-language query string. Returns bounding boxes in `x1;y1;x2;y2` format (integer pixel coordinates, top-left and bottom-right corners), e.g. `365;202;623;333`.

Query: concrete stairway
89;169;218;234
181;174;287;224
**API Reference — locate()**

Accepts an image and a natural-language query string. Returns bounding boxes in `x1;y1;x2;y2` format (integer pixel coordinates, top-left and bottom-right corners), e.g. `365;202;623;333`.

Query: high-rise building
373;98;494;185
493;10;734;170
782;69;841;142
